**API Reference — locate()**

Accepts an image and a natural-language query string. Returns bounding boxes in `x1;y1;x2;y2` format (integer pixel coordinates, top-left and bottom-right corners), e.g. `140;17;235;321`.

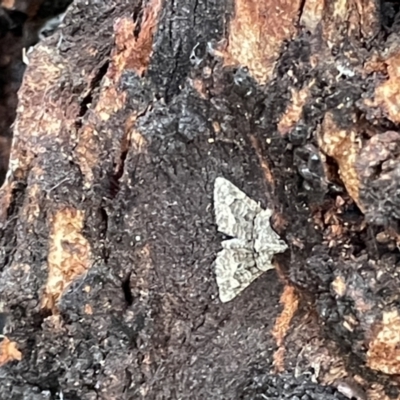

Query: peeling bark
1;0;400;399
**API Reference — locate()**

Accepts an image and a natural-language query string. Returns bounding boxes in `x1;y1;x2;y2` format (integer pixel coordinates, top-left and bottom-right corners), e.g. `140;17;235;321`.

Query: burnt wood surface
1;0;400;399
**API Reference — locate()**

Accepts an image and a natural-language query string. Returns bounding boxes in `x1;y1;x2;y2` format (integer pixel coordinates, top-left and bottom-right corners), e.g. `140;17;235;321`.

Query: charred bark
1;0;400;399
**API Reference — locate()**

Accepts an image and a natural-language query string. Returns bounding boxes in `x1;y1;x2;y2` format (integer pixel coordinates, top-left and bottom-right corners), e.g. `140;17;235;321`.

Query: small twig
47;177;71;194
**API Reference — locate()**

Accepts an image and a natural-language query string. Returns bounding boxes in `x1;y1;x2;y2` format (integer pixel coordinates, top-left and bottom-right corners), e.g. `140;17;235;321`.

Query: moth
213;177;287;302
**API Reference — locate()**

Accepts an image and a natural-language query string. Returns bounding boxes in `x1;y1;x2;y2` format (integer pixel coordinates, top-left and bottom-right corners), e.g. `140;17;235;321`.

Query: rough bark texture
2;0;400;399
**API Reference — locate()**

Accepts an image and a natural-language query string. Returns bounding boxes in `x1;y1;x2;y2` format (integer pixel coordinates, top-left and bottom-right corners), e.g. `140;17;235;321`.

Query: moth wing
221;237;252;250
253;209;287;255
254;251;276;272
215;246;262;303
214;177;260;241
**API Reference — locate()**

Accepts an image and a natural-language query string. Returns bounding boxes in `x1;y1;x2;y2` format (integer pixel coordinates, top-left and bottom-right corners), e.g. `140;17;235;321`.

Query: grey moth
213;177;287;302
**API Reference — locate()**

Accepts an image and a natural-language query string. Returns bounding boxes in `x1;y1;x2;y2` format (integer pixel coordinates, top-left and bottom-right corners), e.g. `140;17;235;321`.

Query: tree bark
1;0;400;399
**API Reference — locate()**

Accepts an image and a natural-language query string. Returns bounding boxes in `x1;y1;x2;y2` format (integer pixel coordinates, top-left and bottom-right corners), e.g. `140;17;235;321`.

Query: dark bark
1;0;400;399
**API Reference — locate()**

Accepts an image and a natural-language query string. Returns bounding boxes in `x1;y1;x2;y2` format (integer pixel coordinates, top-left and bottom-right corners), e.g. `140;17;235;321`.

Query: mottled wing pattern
214;177;287;303
215;246;256;303
214;176;260;241
253;209;288;271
